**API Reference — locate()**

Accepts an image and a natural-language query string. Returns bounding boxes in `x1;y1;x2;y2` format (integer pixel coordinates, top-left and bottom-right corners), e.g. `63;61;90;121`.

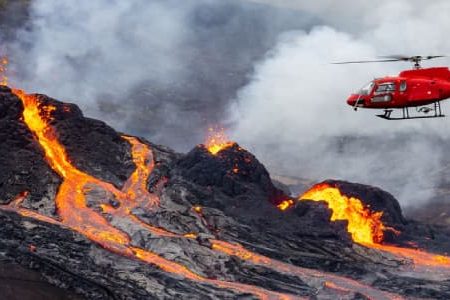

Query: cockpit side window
399;80;407;92
375;82;396;94
359;81;374;95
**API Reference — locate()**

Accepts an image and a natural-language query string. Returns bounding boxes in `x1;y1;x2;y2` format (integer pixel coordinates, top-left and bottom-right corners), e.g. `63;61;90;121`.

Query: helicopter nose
346;94;360;106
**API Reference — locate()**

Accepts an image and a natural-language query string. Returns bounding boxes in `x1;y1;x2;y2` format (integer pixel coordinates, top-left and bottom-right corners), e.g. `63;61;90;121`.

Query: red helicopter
336;55;450;120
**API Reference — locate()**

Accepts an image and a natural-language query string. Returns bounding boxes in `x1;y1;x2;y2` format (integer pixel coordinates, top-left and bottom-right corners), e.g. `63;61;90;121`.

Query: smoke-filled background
1;0;450;212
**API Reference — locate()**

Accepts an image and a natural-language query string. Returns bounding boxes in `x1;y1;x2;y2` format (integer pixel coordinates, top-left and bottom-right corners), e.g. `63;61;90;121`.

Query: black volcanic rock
175;143;287;205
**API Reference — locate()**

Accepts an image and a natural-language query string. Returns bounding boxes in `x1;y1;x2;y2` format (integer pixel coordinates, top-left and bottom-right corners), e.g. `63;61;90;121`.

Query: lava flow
8;89;299;300
205;127;235;155
299;183;450;269
300;183;385;244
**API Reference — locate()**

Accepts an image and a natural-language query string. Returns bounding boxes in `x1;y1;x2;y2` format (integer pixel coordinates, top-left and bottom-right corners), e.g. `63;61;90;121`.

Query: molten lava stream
300;183;450;270
10;89;298;300
121;136;159;208
0;191;60;226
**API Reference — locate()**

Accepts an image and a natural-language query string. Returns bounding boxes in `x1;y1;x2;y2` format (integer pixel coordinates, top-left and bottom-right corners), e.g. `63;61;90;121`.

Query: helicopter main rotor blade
332;55;448;67
424;55;446;60
332;59;401;64
379;55;447;61
378;55;410;61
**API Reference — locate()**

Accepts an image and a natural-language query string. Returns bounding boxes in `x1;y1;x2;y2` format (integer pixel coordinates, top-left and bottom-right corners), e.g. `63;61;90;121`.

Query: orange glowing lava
121;135;159;208
277;199;295;211
193;205;203;214
300;183;385;244
368;243;450;268
0;56;8;86
205;127;234;155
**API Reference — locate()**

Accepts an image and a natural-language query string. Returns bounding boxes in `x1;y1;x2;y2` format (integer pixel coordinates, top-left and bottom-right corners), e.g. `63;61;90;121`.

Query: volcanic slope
0;85;449;299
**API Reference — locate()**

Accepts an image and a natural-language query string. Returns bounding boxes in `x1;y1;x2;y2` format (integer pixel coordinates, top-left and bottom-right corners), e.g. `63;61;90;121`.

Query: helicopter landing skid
376;102;445;120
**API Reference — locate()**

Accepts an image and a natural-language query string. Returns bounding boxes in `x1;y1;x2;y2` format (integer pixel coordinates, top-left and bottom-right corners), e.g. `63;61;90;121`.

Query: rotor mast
411;56;423;69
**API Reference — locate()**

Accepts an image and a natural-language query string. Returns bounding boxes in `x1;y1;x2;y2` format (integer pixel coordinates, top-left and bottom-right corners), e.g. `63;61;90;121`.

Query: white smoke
229;1;450;208
9;0;190;128
5;0;314;149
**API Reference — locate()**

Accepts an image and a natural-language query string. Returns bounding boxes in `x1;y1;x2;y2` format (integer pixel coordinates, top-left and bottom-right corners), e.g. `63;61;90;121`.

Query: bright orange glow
205;127;234;155
122;136;159;208
0;56;8;86
277;199;294;211
183;233;198;239
300;183;385;244
193;206;202;214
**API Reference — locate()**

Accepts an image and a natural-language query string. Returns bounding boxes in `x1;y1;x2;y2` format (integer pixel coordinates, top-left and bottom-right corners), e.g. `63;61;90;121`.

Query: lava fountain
204;127;235;155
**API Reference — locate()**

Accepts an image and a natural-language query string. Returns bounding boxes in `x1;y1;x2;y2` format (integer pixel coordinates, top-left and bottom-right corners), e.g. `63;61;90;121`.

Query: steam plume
229;1;450;208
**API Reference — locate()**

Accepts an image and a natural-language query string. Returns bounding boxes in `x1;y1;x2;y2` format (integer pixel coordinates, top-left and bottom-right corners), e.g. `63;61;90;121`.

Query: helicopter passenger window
375;82;396;94
400;81;407;92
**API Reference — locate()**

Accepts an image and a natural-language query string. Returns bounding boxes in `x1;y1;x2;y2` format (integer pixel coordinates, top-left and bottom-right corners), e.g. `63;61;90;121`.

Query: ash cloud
229;0;450;208
4;0;315;149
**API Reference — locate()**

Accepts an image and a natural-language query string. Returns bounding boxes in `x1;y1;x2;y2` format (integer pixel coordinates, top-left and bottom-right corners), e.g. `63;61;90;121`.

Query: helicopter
336;55;450;120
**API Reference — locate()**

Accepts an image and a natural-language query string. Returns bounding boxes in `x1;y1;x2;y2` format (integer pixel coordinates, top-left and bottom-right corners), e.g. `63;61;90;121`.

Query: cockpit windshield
358;81;374;95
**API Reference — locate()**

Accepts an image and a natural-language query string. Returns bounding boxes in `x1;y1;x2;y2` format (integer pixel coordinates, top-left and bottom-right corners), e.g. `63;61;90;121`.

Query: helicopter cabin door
408;80;440;104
